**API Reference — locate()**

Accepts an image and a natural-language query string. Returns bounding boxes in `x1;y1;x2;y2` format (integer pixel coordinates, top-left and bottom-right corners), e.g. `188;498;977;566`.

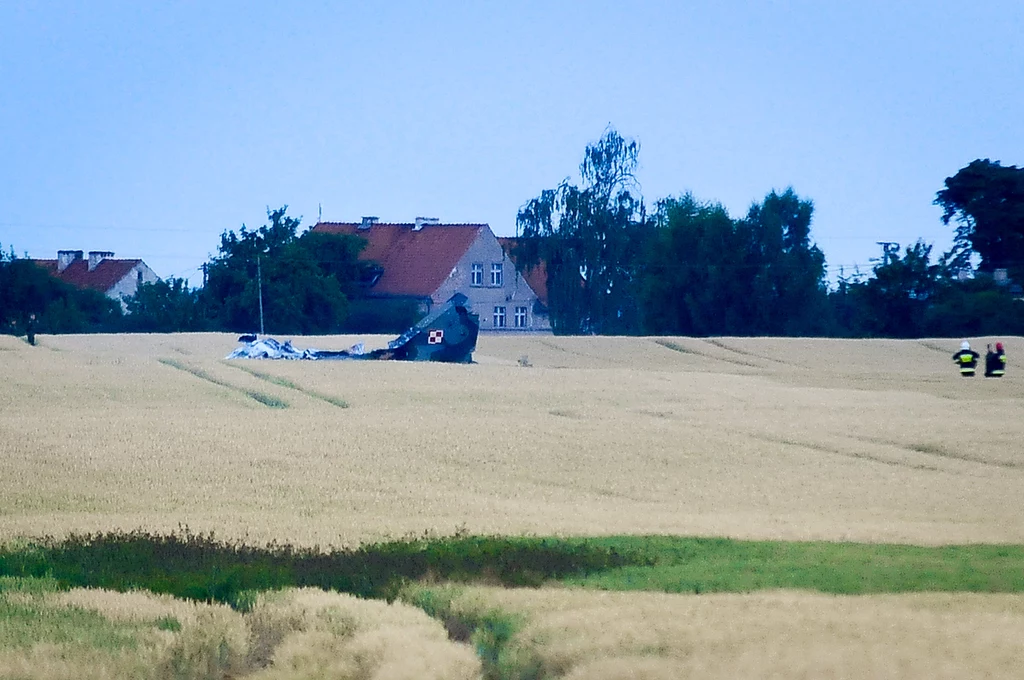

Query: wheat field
3;332;1024;678
0;578;480;680
414;584;1024;680
1;332;1022;546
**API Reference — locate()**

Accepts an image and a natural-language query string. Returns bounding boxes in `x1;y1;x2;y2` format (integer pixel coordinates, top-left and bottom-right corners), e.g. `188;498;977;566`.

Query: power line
0;222;219;234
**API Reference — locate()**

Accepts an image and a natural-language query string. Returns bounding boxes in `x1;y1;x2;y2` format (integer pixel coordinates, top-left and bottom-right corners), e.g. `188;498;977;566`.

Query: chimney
57;250;83;272
414;216;439;231
88;250;114;272
359;216;379;230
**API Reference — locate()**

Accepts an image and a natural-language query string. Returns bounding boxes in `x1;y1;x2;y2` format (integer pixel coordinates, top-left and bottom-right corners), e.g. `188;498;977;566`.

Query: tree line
2;130;1023;338
1;209;420;337
515;129;1024;338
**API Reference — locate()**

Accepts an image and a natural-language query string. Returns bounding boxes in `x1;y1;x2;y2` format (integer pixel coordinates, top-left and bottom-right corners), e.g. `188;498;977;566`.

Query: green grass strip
566;536;1024;594
3;533;1024;611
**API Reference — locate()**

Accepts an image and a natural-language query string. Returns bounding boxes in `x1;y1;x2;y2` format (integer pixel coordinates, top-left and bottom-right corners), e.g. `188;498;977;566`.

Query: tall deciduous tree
641;189;828;336
741;188;829;335
202;207;366;334
935;159;1024;276
642;193;744;335
516;128;648;334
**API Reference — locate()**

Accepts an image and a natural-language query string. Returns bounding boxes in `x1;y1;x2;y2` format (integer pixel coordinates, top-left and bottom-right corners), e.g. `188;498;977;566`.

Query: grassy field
1;331;1023;677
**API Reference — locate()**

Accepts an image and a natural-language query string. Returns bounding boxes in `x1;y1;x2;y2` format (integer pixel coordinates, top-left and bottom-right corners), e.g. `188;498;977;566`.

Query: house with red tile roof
312;218;550;332
496;238;548;309
34;250;159;310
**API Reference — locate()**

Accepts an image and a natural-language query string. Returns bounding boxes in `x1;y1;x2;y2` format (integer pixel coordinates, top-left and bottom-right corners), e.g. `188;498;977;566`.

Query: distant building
311;218;551;332
496;237;549;311
33;250;160;310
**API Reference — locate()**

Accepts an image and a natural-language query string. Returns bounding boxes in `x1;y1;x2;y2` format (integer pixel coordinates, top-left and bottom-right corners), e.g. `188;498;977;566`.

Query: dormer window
490;263;503;287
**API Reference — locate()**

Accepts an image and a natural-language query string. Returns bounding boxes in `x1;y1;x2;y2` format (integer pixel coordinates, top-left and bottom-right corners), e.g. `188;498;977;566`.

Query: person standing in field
952;340;980;377
26;314;36;346
984;344;998;377
992;341;1007;377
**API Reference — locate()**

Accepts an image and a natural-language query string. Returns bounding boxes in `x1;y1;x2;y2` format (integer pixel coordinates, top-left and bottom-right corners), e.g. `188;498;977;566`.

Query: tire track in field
918;340;954;356
158;358;288;409
749;432;943;472
537;339;630;366
851;434;1022;470
702;338;800;368
652;339;761;369
222;362;349;408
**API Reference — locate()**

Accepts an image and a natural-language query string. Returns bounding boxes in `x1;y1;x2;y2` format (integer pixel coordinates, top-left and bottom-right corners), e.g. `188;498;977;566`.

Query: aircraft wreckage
226;293;480;364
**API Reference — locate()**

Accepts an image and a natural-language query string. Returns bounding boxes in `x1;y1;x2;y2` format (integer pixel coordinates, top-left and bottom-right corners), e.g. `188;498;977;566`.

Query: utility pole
875;241;900;266
257;254;265;336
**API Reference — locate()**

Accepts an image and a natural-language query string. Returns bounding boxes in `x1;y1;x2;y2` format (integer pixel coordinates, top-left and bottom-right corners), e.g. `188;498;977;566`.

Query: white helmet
961;340;971;351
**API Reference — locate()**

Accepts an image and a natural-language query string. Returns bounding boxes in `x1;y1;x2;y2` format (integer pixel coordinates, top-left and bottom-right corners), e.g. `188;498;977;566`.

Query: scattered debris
226;294;480;363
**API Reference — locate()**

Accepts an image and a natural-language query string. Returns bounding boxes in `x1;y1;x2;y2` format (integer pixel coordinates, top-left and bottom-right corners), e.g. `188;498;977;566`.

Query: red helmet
996;342;1004;351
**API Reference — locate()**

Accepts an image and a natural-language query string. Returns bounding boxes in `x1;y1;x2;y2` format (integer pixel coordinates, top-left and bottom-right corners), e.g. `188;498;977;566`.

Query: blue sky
2;1;1021;285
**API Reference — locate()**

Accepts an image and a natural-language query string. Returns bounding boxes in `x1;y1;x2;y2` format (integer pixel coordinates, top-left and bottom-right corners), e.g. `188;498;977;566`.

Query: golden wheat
429;584;1024;679
244;588;481;680
0;333;1022;546
0;580;249;680
0;581;481;680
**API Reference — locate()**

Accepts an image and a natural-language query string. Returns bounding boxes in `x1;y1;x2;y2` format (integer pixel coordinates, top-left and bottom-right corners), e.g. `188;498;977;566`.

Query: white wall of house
107;261;160;310
433;228;550;332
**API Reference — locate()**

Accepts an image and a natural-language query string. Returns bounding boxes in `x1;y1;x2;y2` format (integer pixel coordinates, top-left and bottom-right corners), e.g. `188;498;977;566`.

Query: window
490;262;503;287
471;263;483;286
137;271;144;285
514;306;528;328
493;306;506;328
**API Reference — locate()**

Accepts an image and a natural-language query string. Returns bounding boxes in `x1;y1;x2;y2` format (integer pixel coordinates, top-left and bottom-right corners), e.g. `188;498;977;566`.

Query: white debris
225;338;365;361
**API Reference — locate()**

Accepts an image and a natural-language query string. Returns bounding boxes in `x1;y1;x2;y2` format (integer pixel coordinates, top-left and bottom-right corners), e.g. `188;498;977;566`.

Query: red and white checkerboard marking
427;329;444;344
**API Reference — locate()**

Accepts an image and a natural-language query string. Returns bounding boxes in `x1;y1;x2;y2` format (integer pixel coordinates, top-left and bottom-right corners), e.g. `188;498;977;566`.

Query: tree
935;159;1024;276
923;276;1024;337
641;193;744;335
739;189;829;335
845;240;943;338
0;247;122;335
201;207;367;334
124;278;205;332
516;128;649;334
639;188;828;336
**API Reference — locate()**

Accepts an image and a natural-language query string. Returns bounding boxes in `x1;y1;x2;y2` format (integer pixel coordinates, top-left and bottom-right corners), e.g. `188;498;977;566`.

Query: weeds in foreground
0;529;641;606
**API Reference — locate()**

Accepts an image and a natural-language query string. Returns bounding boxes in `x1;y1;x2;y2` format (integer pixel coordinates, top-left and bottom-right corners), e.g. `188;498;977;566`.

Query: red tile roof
311;222;485;297
34;258;141;294
497;237;549;307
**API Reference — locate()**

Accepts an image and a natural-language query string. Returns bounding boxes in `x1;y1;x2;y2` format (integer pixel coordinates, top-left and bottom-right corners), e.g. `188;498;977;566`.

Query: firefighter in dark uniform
953;340;980;377
992;341;1007;377
985;344;998;377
